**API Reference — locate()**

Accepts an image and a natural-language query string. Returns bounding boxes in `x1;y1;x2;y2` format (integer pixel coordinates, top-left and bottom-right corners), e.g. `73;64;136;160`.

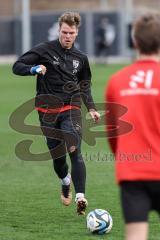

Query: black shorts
120;181;160;223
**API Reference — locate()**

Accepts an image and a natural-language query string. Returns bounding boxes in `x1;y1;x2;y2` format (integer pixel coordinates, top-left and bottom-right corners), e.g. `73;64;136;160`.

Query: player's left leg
61;109;88;214
69;149;88;215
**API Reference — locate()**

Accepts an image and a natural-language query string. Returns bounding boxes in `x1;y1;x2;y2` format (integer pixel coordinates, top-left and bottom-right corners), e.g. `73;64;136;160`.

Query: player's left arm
79;56;100;123
105;78;117;154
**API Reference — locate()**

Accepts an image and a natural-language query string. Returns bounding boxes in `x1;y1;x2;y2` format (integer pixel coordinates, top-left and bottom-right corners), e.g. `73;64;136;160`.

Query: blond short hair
58;12;81;28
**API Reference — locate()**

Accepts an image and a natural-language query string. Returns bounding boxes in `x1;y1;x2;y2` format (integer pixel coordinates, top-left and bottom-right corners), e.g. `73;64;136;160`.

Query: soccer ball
86;209;113;235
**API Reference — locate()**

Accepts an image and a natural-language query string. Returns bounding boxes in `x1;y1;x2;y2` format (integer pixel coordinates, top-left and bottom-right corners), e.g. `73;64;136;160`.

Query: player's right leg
125;222;148;240
47;136;72;206
120;181;150;240
38;111;72;206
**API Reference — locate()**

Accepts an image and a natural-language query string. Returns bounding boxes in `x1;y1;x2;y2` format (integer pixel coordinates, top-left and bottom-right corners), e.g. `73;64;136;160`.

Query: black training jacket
12;39;96;110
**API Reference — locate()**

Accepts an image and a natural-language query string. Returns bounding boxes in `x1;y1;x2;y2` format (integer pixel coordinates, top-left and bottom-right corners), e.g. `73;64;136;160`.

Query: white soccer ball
86;209;113;235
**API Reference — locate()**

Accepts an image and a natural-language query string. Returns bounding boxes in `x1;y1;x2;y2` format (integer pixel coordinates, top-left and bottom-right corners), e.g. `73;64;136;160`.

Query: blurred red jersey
105;60;160;183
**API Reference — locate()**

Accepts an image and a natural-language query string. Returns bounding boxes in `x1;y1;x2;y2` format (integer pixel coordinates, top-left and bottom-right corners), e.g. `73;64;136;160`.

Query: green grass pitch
0;64;159;240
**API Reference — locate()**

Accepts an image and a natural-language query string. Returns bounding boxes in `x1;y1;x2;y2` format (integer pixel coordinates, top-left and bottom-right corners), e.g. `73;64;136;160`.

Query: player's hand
89;109;101;123
30;65;46;75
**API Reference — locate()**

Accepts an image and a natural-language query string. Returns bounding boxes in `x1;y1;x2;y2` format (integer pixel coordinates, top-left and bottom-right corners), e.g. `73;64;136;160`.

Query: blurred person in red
105;13;160;240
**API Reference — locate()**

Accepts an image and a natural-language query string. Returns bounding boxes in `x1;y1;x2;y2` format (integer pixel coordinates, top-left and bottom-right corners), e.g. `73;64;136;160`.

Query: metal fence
0;11;126;58
0;0;160;59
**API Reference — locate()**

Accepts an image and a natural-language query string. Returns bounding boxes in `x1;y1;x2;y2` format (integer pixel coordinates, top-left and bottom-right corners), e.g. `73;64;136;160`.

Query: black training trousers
38;109;86;193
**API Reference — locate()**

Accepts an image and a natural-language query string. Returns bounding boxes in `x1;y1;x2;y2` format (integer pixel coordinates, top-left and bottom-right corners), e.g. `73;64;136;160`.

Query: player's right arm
12;45;46;76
